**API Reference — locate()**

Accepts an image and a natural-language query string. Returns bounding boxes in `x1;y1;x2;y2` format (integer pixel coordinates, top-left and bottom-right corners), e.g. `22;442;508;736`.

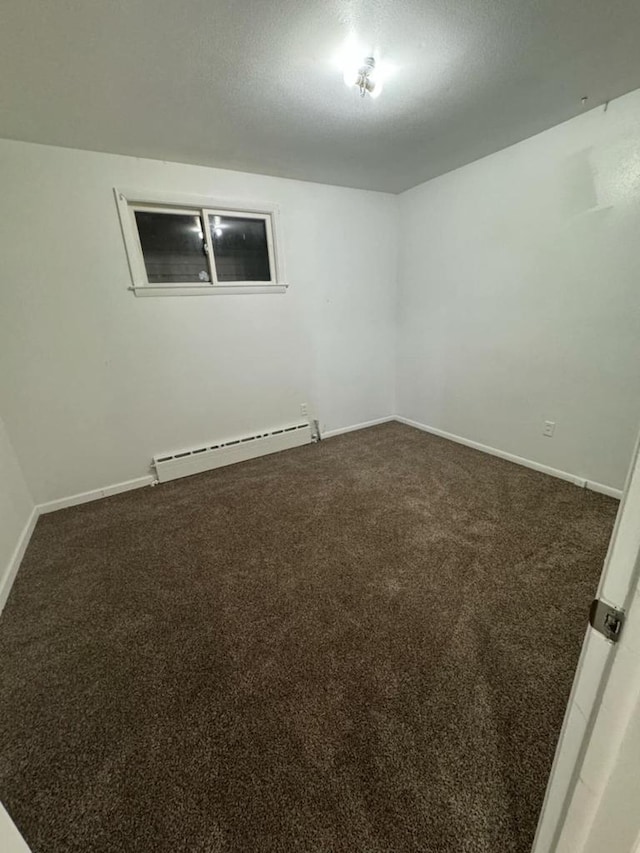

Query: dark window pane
135;211;210;283
209;215;271;282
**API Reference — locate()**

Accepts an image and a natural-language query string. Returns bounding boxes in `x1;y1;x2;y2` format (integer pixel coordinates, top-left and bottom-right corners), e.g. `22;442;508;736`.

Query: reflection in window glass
135;211;209;283
208;215;271;282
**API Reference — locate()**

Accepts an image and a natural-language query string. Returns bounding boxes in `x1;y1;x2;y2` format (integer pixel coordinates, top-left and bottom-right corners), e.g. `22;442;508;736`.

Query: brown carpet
0;423;618;853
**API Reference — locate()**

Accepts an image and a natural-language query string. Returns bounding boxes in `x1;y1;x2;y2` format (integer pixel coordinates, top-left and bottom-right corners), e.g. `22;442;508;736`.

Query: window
135;210;209;284
115;189;286;295
208;213;271;282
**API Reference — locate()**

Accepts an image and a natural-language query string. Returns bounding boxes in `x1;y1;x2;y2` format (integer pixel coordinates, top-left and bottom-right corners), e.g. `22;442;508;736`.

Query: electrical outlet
543;420;556;438
300;402;308;416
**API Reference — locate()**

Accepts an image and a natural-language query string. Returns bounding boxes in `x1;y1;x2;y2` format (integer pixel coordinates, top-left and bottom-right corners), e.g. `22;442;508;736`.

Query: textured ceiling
1;0;640;192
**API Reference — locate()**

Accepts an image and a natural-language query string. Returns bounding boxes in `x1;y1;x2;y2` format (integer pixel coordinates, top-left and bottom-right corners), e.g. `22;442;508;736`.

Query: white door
532;428;640;852
567;599;640;852
0;803;31;853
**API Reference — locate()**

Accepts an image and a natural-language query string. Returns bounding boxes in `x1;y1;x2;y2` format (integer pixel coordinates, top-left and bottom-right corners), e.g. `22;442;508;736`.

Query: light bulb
336;35;392;99
343;65;360;88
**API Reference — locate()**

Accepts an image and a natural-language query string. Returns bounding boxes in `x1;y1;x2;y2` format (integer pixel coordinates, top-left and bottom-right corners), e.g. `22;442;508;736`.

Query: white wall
397;88;640;491
2;89;640;505
0;140;397;504
0;415;35;611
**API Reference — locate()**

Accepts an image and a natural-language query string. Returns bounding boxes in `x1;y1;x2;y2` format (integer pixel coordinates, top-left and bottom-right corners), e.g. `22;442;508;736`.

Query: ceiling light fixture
344;55;382;99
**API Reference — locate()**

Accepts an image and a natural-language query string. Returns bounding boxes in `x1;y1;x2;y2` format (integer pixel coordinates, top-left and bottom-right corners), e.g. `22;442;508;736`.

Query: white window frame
114;187;287;296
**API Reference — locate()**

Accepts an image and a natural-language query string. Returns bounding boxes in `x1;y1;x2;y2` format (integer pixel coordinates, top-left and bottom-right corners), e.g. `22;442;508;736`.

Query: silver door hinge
589;599;625;643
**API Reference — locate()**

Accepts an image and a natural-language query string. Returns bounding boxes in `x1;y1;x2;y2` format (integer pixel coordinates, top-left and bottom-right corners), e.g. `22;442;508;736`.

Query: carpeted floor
0;423;618;853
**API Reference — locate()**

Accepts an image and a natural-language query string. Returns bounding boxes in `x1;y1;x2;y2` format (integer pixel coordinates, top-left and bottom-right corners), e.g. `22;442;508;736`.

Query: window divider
201;208;219;286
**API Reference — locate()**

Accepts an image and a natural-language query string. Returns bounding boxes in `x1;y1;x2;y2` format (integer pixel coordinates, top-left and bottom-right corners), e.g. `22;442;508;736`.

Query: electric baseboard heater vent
153;422;312;483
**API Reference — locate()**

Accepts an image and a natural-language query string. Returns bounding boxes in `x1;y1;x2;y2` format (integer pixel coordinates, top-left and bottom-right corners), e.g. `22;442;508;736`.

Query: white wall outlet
300;402;308;416
543;420;556;438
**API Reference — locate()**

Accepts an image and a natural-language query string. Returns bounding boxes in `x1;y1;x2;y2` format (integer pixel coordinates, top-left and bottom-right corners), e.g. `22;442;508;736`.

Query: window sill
129;284;288;297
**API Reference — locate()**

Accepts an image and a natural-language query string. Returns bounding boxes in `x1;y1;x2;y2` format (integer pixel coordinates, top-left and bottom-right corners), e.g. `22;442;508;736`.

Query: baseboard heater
153;422;312;483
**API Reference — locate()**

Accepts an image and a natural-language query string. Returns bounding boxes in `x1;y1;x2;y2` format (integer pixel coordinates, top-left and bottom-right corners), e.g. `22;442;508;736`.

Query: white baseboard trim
396;417;623;500
0;506;40;615
1;476;155;612
1;416;621;615
584;481;623;499
38;475;155;514
322;416;395;440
